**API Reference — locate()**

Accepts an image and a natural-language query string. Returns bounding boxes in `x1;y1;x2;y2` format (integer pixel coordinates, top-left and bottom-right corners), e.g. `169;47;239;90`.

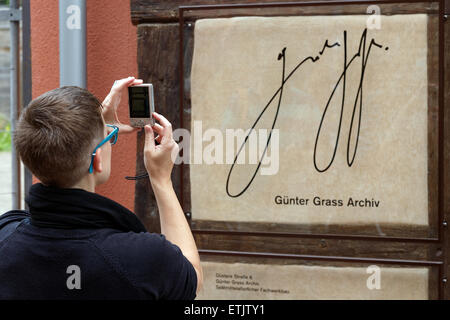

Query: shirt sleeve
0;210;29;242
101;231;197;300
0;210;29;225
155;235;198;300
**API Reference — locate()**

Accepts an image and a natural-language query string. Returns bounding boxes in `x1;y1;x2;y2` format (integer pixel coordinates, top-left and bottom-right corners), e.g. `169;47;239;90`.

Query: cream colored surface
197;261;429;300
190;15;429;225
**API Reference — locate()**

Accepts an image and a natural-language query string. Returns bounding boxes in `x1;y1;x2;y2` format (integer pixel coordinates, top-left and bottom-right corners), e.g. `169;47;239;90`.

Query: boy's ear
92;148;103;173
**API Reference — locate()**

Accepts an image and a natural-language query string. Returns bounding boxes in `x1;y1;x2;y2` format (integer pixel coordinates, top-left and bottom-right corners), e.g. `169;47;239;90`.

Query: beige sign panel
190;15;429;226
197;261;429;300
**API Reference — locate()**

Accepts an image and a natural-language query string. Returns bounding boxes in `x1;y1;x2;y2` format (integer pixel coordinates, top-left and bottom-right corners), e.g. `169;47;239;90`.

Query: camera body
128;83;155;127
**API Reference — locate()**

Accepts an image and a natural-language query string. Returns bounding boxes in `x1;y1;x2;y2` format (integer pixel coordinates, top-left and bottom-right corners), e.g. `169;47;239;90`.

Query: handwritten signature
226;28;387;198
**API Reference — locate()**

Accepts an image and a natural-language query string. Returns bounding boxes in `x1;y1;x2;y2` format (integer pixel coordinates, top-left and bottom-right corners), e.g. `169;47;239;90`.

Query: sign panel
190;15;430;227
197;261;429;300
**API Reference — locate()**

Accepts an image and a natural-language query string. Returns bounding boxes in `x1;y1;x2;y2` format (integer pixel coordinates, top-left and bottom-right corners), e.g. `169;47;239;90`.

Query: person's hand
143;112;179;186
102;76;143;134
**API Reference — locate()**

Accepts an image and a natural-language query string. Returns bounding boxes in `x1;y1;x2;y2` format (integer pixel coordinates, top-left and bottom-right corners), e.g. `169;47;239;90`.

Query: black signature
225;29;387;198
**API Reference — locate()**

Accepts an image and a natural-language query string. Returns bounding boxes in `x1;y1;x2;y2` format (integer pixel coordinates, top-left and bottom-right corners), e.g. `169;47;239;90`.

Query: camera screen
129;87;150;118
132;99;145;112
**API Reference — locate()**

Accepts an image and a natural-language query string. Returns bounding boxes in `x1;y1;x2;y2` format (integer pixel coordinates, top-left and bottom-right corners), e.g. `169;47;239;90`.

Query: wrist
150;177;173;191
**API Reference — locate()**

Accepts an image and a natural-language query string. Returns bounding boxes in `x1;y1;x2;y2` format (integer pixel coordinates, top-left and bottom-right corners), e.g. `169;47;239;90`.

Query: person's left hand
102;76;143;134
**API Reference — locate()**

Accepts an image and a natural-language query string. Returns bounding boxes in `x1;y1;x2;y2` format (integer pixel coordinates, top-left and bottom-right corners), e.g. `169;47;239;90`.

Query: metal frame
200;249;443;267
199;248;444;298
22;0;33;207
178;0;446;299
179;0;445;242
0;1;33;210
8;0;21;210
0;7;21;21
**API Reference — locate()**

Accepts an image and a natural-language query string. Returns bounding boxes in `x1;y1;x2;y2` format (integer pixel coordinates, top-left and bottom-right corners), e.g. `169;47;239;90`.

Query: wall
30;0;138;211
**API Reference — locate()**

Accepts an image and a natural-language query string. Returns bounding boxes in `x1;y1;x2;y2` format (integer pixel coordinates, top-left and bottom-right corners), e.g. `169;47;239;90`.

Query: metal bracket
0;8;22;21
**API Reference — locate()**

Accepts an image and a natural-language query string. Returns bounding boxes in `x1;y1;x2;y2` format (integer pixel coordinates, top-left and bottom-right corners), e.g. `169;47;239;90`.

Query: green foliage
0;122;11;152
0;114;11;152
0;0;10;7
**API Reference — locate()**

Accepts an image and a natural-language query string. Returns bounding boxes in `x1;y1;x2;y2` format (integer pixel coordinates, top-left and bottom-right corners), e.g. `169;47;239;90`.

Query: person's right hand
143;112;179;186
